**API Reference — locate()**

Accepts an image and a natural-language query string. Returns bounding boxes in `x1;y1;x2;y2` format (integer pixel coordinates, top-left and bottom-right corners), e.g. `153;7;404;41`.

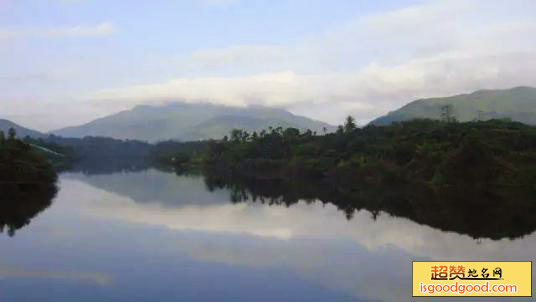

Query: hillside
0;134;57;186
53;103;334;142
0;134;58;237
370;86;536;125
0;119;46;139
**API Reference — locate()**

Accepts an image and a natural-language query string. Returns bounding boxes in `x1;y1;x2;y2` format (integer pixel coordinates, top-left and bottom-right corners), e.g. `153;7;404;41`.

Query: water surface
1;169;535;301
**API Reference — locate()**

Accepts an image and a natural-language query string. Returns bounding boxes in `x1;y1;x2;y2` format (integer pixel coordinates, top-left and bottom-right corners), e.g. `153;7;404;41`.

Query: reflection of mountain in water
203;173;536;240
62;169;230;207
62;163;536;240
0;184;57;237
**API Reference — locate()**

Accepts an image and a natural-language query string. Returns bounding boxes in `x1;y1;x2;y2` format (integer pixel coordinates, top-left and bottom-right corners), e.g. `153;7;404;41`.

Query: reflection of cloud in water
77;180;536;260
63;176;536;302
178;233;413;302
0;265;112;286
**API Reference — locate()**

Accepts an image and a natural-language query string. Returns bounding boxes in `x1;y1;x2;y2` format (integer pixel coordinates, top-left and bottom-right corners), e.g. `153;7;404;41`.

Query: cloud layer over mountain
1;0;535;130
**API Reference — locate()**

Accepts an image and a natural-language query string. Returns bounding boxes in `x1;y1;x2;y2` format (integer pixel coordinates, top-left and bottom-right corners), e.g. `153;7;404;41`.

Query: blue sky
1;0;535;131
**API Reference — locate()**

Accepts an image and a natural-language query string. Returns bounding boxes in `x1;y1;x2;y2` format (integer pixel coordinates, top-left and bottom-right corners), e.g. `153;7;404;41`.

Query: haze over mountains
371;86;536;125
2;87;536;142
53;87;536;141
53;103;335;142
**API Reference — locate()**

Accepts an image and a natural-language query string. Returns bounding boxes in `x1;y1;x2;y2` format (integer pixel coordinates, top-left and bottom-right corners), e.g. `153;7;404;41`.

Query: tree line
0;128;58;185
159;116;536;240
198;117;536;191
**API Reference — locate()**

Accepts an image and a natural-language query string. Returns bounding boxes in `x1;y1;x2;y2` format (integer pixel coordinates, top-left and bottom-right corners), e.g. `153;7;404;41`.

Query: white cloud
90;71;321;107
0;22;116;39
3;0;535;129
84;0;536;124
89;51;536;124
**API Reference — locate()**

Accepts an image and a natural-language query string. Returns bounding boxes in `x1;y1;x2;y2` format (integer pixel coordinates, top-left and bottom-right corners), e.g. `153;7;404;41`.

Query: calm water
1;169;535;302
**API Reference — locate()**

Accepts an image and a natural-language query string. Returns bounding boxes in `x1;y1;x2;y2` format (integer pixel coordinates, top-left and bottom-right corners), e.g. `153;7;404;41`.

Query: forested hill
202;118;536;186
0;129;57;185
370;86;536;125
134;117;536;239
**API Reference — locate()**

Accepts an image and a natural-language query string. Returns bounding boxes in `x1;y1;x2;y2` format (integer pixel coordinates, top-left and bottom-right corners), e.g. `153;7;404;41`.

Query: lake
1;168;535;302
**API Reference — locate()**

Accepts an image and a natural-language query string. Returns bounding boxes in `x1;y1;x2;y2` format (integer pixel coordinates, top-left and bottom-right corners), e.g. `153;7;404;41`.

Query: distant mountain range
52;103;335;142
0;119;46;139
3;87;536;142
370;86;536;125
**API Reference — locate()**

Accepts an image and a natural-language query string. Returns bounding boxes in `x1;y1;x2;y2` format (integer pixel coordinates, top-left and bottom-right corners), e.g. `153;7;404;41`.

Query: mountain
370;86;536;125
0;119;46;139
53;103;335;142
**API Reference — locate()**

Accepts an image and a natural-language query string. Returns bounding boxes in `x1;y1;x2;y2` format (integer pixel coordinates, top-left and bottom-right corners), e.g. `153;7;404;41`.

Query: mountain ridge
53;102;335;142
0;119;46;139
370;86;536;125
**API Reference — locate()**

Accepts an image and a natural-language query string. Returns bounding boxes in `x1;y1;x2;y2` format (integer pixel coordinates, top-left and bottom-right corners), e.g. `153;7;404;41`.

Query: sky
1;0;536;131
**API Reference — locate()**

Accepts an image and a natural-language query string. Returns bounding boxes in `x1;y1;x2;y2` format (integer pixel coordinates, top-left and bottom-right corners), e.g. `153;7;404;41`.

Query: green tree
344;116;357;133
8;127;16;140
0;130;5;144
230;129;243;143
440;105;457;123
283;128;300;138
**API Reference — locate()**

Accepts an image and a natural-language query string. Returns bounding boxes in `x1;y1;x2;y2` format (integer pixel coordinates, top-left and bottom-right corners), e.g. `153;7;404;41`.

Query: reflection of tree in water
64;158;151;175
0;184;57;237
203;173;536;240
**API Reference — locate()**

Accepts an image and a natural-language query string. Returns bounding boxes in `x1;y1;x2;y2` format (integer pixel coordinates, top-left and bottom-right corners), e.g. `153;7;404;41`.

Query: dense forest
0;128;58;236
201;117;536;186
6;115;536;239
192;117;536;239
0;128;57;185
19;115;536;195
24;135;154;173
150;140;210;169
